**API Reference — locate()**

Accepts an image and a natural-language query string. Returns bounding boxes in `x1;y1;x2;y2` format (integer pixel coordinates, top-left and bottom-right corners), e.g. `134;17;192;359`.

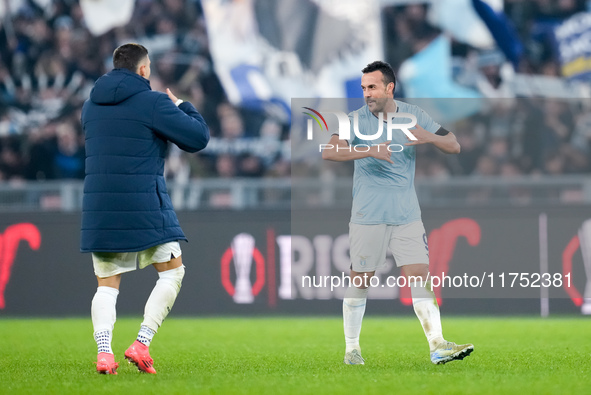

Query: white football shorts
92;241;182;278
349;221;429;272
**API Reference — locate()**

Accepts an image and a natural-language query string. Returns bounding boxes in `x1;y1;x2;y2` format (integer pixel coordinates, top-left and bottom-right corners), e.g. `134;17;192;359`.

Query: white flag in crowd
428;0;503;49
203;0;382;119
80;0;135;36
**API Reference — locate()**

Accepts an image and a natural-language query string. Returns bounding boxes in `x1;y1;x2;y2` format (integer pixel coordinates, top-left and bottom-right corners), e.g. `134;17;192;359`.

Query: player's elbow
199;129;211;150
442;132;460;154
183;131;210;153
445;135;460;154
191;127;211;153
321;144;336;160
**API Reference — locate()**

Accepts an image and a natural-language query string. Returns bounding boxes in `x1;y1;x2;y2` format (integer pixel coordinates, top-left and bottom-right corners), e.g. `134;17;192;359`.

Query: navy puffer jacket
80;68;209;252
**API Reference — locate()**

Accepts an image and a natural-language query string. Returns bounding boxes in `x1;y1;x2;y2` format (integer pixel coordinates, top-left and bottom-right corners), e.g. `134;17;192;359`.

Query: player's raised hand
405;124;435;146
369;141;394;164
166;88;178;103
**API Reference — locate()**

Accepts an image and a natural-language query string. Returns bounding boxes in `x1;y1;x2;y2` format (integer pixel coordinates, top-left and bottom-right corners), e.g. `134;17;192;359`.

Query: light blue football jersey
348;100;441;225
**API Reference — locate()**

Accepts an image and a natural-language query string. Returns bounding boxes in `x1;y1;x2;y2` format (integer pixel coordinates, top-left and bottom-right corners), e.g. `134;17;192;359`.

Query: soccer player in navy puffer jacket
81;43;209;375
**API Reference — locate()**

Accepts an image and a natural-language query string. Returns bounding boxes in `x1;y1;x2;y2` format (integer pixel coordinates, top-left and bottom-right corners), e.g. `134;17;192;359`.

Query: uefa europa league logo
231;233;256;303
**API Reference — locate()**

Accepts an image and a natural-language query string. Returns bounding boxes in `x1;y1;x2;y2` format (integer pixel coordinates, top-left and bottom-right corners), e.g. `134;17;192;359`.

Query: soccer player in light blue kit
323;61;474;365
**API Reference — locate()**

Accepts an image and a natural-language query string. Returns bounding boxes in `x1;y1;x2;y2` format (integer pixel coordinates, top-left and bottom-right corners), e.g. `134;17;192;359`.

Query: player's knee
350;272;374;289
401;263;429;279
345;286;369;298
158;265;185;292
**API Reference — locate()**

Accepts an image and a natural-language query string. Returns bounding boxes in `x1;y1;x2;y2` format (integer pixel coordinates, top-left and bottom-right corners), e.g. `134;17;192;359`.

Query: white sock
137;325;156;347
141;265;185;333
343;286;369;353
410;280;444;351
91;286;119;354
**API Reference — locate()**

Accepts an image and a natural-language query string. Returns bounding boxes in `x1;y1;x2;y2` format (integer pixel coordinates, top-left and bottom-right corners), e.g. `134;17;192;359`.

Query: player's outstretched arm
152;89;210;153
405;125;461;154
322;134;394;163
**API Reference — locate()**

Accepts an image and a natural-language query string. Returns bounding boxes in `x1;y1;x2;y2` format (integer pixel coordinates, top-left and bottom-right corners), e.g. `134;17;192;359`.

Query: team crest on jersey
358;255;368;266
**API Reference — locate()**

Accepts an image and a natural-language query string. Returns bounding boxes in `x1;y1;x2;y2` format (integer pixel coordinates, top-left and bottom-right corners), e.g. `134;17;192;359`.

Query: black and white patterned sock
94;330;113;354
137;325;156;347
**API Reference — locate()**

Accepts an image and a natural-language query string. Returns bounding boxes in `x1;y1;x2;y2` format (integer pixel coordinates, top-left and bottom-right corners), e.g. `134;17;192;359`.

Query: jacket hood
90;69;151;105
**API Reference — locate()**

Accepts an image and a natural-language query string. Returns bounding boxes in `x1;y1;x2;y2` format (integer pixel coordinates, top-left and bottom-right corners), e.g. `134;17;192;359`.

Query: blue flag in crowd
471;0;524;70
398;35;482;123
554;12;591;81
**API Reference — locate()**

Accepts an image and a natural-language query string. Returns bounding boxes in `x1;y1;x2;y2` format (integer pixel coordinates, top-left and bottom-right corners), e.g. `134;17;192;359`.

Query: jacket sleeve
152;94;210;153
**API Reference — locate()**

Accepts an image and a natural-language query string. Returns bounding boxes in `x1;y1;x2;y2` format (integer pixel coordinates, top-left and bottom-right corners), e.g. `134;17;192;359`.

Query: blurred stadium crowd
0;0;590;183
415;98;591;179
0;0;290;183
383;0;591;178
385;0;591;80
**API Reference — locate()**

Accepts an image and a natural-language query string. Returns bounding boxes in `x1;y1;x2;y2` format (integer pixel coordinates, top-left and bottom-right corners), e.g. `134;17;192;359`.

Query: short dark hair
113;43;149;72
362;61;396;88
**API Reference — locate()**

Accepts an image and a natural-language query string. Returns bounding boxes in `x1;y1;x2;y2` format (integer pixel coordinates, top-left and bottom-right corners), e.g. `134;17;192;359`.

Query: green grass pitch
0;316;590;394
